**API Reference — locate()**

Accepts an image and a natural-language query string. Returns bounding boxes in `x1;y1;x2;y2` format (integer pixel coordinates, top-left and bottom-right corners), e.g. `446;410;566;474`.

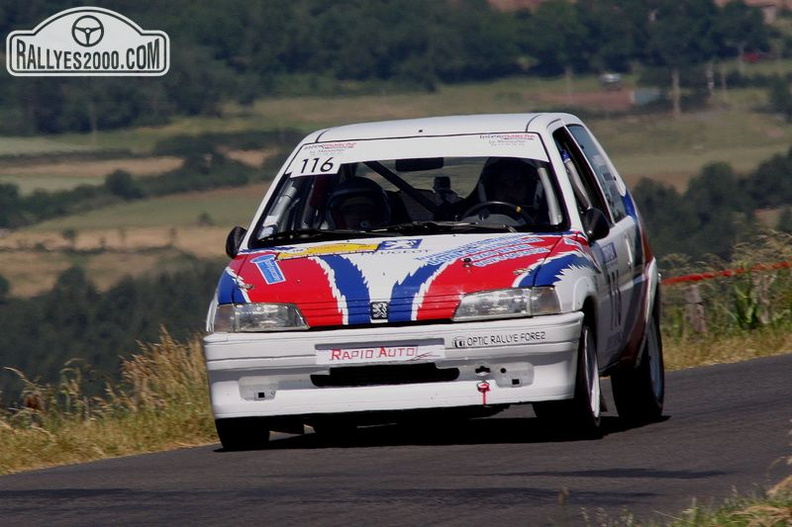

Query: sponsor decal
453;331;547;348
277;242;378;260
7;6;169;76
479;133;538;147
316;344;445;365
302;142;357;155
378;239;422;251
251;254;285;285
601;242;618;267
419;234;547;267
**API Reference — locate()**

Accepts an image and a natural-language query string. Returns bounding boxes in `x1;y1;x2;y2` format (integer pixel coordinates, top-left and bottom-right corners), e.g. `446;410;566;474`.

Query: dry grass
663;329;792;371
0;250;73;297
0;331;214;475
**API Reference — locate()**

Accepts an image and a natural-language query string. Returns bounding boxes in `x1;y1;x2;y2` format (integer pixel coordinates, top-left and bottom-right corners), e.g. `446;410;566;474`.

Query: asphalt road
1;354;790;526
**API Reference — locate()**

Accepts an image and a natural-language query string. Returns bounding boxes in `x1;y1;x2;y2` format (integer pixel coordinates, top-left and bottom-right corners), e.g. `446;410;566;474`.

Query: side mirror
225;226;247;258
583;208;610;241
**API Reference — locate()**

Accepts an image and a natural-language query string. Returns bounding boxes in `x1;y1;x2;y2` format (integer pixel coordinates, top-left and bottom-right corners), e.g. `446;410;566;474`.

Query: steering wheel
462;200;535;223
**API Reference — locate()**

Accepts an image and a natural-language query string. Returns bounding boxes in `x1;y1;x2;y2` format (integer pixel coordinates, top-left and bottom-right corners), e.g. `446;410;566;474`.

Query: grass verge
0;331;214;475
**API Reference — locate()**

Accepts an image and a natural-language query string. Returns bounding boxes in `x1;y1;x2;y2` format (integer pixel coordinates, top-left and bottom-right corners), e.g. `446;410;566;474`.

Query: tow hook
476;381;491;405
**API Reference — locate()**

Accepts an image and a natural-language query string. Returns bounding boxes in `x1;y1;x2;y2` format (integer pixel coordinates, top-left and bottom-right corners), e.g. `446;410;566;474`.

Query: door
552;124;635;368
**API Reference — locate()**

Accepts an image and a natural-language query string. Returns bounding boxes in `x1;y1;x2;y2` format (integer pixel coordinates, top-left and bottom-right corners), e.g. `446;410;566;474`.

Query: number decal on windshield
293;156;339;176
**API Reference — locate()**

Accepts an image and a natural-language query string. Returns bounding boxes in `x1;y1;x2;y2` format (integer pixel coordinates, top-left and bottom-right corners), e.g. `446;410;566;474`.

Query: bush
105;170;145;200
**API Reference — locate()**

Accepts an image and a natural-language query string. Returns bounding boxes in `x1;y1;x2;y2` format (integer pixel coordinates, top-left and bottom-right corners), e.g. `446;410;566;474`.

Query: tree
631;178;699;257
713;1;768;77
61;228;78;250
105;170;144;200
576;0;639;73
0;183;22;228
0;274;9;303
746;147;792;208
684;162;753;258
685;162;752;221
767;76;792;122
645;0;719;117
778;207;792;234
526;0;589;101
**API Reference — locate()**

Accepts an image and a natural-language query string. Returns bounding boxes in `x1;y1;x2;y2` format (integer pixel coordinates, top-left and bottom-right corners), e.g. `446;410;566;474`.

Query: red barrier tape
662;261;792;285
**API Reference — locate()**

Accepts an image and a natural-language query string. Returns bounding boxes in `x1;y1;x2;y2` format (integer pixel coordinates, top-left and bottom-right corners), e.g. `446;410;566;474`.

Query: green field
0;136;97;157
4;67;792;196
29;184;269;231
4;67;792;297
0;174;102;194
16;79;791;228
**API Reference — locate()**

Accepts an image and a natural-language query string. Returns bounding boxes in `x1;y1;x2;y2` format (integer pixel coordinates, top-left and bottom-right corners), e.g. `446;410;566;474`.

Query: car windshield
251;133;567;247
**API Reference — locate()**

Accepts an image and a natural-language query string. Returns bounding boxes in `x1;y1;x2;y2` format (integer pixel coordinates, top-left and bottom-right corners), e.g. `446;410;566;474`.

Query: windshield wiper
371;221;517;235
258;228;397;246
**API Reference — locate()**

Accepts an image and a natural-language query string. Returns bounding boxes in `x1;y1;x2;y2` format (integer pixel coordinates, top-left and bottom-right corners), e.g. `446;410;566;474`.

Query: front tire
534;321;602;437
215;417;271;451
611;315;665;424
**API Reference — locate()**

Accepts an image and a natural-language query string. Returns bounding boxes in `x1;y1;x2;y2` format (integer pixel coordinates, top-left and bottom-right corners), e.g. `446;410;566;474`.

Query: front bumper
204;312;584;420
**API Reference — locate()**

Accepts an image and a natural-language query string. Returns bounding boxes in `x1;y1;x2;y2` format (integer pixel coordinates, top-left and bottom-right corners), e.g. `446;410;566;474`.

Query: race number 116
294;156;338;176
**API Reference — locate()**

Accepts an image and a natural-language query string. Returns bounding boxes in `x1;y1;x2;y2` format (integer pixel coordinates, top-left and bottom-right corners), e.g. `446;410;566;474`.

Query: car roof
310;113;581;143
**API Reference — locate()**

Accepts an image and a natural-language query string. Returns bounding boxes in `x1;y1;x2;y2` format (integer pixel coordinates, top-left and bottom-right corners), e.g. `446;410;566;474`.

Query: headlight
453;287;560;321
213;303;308;332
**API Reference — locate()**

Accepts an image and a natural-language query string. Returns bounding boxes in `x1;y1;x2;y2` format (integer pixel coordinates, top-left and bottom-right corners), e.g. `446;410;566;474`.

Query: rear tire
611;315;665;424
533;321;602;438
215;417;271;451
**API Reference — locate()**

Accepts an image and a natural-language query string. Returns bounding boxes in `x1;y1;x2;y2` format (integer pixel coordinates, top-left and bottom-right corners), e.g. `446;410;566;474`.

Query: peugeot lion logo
71;15;104;47
371;301;389;320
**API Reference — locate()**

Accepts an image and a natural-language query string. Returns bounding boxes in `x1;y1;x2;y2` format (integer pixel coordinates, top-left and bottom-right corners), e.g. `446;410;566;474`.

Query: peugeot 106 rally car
204;113;664;449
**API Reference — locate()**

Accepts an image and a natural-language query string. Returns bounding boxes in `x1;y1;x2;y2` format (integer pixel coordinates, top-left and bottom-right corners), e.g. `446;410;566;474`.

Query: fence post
684;284;707;333
753;273;774;325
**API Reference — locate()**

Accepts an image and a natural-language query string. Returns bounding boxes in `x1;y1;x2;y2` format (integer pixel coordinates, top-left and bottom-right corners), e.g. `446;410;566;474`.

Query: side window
568;124;627;221
552;128;610;221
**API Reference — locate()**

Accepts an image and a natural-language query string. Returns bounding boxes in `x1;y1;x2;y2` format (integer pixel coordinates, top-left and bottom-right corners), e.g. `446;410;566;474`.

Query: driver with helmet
326;177;391;230
454;157;542;222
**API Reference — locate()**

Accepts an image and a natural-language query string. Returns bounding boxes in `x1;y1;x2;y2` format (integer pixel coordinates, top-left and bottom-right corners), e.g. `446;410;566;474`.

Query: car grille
311;363;459;388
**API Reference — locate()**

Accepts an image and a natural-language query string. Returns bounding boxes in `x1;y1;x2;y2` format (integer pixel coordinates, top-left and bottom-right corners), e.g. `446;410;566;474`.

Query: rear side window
568;125;627;221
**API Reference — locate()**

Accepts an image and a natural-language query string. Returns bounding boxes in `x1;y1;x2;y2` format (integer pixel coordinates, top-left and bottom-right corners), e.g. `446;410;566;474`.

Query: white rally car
204;113;664;449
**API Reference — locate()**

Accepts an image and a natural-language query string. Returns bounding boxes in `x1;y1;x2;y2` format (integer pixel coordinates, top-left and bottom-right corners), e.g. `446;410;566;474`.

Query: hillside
2;70;792;298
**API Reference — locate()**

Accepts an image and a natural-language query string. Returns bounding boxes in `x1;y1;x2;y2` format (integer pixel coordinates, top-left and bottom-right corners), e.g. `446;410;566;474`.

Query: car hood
216;232;594;327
